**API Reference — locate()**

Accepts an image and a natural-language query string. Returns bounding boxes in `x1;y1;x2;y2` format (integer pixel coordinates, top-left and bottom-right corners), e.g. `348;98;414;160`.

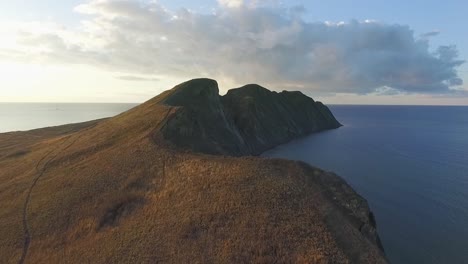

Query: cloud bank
4;0;465;94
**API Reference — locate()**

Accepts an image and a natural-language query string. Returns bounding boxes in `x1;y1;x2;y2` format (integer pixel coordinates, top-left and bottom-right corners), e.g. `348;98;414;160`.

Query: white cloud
0;0;465;95
218;0;244;8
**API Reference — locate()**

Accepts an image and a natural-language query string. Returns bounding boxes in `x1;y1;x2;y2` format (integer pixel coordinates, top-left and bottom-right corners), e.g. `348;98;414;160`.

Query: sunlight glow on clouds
218;0;245;8
0;0;466;103
0;60;177;102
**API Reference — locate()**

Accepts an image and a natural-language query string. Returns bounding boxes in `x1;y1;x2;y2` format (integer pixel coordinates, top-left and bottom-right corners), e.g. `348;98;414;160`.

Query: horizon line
1;101;468;107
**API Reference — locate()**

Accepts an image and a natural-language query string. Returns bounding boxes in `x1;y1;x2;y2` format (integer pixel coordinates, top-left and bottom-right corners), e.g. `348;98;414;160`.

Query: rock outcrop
162;79;341;156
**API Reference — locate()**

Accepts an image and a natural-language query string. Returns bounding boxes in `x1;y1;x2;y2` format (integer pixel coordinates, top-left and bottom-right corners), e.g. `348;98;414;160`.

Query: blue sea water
264;105;468;264
0;103;136;133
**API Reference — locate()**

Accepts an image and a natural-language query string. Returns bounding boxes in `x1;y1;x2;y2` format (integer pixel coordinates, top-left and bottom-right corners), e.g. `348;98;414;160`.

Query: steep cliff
161;79;249;155
222;84;341;155
162;79;341;156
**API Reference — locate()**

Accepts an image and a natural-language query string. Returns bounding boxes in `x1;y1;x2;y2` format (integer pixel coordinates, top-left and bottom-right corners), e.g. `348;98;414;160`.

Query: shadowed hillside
162;79;341;156
0;78;386;263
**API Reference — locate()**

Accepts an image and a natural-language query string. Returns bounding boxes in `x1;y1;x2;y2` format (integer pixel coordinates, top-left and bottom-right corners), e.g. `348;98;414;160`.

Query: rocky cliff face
161;79;249;155
162;79;341;156
223;84;342;155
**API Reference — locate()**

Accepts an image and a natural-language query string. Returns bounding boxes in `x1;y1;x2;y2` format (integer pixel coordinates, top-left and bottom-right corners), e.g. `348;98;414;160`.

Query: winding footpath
18;108;174;264
18;134;80;264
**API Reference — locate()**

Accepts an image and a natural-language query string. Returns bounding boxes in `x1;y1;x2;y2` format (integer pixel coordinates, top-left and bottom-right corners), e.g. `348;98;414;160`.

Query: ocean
1;103;467;263
0;103;136;133
264;105;468;264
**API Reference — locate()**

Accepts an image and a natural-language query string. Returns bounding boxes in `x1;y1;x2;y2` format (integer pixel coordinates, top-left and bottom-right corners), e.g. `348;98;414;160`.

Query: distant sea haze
0;103;136;133
1;103;468;263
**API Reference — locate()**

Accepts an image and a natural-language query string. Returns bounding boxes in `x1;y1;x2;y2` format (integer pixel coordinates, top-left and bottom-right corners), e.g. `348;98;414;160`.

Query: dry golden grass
0;83;386;263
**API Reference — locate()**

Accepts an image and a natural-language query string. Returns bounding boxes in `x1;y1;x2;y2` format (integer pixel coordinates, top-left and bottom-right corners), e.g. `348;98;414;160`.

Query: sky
0;0;467;105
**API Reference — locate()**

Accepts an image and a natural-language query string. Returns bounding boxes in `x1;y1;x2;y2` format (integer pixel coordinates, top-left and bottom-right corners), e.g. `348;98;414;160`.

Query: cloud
3;0;465;95
421;30;440;38
116;75;160;82
218;0;245;8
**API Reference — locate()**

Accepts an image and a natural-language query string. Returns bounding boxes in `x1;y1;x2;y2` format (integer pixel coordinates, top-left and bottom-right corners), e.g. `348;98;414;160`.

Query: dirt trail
18;134;81;264
18;108;174;263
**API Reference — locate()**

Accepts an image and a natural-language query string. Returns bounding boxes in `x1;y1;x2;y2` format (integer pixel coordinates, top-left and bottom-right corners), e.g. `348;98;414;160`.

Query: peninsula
0;78;386;263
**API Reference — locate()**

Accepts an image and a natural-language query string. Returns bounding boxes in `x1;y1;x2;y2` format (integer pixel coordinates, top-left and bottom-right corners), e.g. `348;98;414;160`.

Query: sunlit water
264;105;468;264
0;103;136;133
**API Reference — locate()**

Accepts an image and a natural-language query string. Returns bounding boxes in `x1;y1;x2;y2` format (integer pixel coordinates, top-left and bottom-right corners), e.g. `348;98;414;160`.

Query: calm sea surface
1;104;467;263
0;103;136;133
264;105;468;264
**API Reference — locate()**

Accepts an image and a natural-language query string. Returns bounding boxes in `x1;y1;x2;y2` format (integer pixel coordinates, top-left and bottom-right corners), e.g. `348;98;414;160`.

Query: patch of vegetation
5;149;29;159
98;193;145;230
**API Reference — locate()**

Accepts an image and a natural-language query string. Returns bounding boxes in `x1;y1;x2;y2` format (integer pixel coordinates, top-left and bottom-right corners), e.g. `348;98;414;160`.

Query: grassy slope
0;82;386;263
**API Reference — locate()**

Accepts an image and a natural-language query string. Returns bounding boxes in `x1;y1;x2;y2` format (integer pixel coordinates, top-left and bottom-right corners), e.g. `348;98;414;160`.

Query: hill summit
0;78;386;263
